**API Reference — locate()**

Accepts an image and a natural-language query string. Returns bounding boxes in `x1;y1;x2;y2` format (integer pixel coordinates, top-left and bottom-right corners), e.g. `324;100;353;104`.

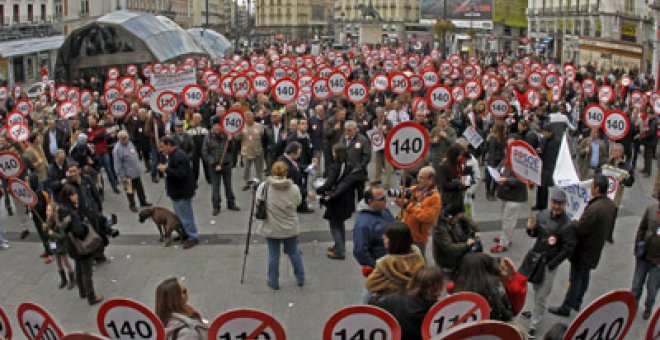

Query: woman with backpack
155;277;208;339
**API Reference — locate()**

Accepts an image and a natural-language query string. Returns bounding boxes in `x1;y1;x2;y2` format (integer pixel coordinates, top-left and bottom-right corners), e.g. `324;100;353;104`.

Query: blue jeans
563;262;591;310
631;257;660;310
172;199;198;240
97;152;118;190
266;237;304;287
329;219;346;255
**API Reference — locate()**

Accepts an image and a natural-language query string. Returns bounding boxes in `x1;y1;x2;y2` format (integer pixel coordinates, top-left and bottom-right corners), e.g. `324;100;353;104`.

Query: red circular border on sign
506;140;540;185
421;292;490;340
220;109;246;136
438;320;523;340
564;290;636;340
181;84;206;108
322;305;401;340
156;91;179;114
0;150;24;179
583;103;606;129
389;72;410;95
384;121;431;170
272;78;298;105
96;298;165;340
0;306;12;340
603;110;630;141
488;97;510;119
345;80;369;104
646;306;660;340
208;308;286;340
17;302;65;340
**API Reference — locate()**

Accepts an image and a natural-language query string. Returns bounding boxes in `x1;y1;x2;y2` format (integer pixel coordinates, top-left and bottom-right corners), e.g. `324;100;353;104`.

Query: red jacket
87;124;108;155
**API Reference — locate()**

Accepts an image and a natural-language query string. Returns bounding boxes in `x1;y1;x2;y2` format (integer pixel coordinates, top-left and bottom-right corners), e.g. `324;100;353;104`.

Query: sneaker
0;243;10;250
527;327;537;339
326;250;345;260
490;245;508;253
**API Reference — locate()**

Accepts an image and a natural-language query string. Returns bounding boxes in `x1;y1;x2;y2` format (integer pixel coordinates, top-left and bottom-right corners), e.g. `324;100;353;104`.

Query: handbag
518;251;546;284
255;183;268;220
68;222;102;256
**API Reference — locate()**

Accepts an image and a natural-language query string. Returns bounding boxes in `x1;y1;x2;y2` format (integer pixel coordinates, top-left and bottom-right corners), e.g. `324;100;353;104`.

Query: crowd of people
0;41;659;339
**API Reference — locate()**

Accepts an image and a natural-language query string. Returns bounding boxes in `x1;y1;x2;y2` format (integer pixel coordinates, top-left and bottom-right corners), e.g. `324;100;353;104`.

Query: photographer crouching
63;162;118;264
432;202;481;280
392;166;442;259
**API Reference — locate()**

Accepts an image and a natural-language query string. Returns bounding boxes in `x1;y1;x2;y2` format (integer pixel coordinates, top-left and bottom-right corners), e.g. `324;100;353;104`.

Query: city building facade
334;0;420;40
254;0;313;40
527;0;653;72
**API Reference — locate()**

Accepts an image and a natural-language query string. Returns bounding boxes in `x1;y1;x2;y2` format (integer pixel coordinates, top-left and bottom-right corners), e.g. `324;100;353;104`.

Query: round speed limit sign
323;305;400;340
345;81;368;104
58;101;78;119
156;91;179;114
17;302;65;340
8;177;37;207
109;99;129;119
220;109;245;136
97;298;165;340
252;75;269;93
372;74;389;91
603;110;630;141
427;85;453;110
8;123;29;143
422;293;490;339
385;121;430;170
488;97;510;119
564;290;636;340
181;84;206;108
583;103;606;129
272;78;298;105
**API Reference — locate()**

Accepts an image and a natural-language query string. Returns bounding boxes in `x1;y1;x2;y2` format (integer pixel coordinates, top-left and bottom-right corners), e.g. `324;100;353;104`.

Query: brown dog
138;206;186;246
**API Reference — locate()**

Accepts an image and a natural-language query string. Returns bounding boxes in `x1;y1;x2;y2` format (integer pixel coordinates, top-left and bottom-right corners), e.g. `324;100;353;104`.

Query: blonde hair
270;161;288;177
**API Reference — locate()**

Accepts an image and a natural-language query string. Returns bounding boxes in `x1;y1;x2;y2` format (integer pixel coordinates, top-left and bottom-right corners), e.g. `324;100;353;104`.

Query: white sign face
462;126;483;149
323;306;400;340
221;76;234;96
328;72;347;97
155;91;179;114
346;81;368;103
138;85;155;105
273;79;298;104
252;75;269;93
526;89;540;108
150;68;196;93
119;77;136;95
583;104;606;129
18;303;64;340
527;72;542;87
9;177;36;206
389;73;409;95
373;74;389;91
80;90;92;108
312;78;330;100
206;74;221;91
563;291;636;340
582;78;596;96
221;109;245;136
603;110;629;141
489;97;510;119
422;293;490;339
427;85;452;110
209;309;286;340
7;111;24;126
232;76;251;98
385;121;430;170
464;80;482;100
509;141;542;185
97;299;165;340
367;129;385;152
104;88;120;104
110;99;129;119
598;85;614;103
8;123;29;143
409;75;423;92
0;150;23;179
422;70;439;88
15;99;32;116
181;84;205;108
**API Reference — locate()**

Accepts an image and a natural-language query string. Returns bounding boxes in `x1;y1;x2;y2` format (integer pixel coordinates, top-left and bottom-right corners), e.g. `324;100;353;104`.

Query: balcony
1;15;56;27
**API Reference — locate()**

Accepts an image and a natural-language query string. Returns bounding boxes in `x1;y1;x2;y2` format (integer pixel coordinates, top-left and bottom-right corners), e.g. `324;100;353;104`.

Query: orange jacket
401;186;442;245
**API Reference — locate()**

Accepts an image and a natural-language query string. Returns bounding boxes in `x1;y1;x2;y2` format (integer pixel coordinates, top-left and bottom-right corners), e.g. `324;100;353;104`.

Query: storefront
0;35;64;88
577;37;644;72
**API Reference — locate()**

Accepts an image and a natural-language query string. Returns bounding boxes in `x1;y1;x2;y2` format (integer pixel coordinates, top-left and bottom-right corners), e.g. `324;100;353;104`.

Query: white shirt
387;110;409;126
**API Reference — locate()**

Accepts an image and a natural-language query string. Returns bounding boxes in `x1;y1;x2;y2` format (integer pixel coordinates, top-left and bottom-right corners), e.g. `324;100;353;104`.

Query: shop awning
0;36;65;58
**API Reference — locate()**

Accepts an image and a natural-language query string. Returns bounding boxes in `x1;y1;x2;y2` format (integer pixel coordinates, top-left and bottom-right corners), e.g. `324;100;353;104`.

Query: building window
13;4;19;23
81;0;89;16
28;4;33;22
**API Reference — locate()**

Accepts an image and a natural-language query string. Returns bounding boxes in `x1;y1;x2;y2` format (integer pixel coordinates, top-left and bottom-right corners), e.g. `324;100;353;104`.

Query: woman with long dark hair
155;277;208;339
58;184;103;305
437;143;466;205
453;252;513;321
365;222;426;301
317;143;360;259
484;120;506;200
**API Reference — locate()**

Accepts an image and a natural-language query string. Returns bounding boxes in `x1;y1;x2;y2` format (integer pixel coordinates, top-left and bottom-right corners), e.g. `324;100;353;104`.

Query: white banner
553;133;579;186
558;181;592;220
150;69;196;93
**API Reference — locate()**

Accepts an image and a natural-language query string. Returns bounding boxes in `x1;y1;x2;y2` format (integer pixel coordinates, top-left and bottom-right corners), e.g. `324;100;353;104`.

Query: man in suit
278;141;315;213
264;110;287;173
339;120;371;201
42;118;69;164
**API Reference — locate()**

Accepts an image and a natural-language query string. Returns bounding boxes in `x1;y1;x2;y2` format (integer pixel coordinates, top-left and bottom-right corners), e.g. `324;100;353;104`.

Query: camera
469;237;483;253
105;214;119;238
387;188;412;199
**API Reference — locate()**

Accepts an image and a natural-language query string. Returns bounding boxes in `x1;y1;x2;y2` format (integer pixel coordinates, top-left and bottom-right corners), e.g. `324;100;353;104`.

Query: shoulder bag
518;250;546;284
68;220;102;256
255;183;269;220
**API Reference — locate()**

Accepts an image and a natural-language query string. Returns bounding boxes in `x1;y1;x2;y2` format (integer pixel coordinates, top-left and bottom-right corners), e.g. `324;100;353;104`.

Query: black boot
58;270;67;289
67;272;75;290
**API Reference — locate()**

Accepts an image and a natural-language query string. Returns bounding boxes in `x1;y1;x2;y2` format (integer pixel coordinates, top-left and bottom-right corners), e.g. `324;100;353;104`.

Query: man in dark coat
42;118;70;164
47;149;68;203
339;120;371;201
157;136;199;249
202;117;239;216
308;105;325;177
278;141;314;213
535;124;561;210
186;113;211;184
549;174;617;317
264;110;287;172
